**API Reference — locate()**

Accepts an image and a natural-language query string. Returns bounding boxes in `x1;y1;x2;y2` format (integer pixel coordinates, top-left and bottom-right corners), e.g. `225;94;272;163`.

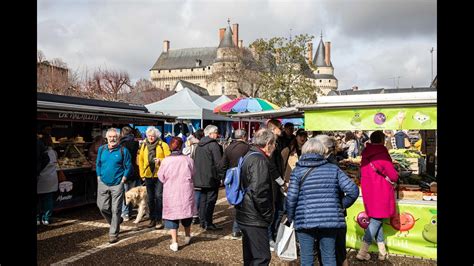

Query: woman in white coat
37;135;59;225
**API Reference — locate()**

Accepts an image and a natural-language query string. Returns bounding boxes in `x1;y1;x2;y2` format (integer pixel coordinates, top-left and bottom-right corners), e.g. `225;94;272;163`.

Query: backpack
98;144;124;168
224;151;262;206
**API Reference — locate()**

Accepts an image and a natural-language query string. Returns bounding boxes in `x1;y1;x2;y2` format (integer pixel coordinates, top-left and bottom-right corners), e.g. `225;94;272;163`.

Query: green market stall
301;91;437;259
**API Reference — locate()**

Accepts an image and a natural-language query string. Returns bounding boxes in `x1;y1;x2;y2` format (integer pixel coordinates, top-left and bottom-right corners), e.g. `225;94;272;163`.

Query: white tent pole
248;119;251;141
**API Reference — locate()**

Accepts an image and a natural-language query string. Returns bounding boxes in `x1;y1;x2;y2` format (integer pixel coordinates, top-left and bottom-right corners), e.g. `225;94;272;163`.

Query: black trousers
199;187;219;226
315;227;347;266
238;223;271;266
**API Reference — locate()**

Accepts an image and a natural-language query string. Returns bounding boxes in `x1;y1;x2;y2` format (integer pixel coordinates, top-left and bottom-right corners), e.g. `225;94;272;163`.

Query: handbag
369;162;396;189
275;219;297;261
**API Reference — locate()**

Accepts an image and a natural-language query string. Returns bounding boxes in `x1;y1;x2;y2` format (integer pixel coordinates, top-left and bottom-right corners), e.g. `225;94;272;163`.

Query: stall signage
305;106;436;131
346;199;437;259
58;112;99;121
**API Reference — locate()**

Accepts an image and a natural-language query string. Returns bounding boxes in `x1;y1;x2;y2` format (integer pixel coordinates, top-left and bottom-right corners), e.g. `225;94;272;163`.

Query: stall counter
345;198;437;259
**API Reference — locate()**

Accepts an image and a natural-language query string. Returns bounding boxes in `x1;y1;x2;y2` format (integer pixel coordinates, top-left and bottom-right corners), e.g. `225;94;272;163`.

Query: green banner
305;106;436;131
346;199;437;259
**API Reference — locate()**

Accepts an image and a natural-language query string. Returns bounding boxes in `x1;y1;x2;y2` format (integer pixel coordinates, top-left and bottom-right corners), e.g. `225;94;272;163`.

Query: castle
150;21;338;97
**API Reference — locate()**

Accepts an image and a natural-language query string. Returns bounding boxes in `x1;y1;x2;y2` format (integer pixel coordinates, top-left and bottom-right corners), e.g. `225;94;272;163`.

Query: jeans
199;187;218;226
232;208;241;233
296;228;338;266
37;192;54;222
121;179;139;217
145;178;163;221
194;189;201;216
363;217;385;244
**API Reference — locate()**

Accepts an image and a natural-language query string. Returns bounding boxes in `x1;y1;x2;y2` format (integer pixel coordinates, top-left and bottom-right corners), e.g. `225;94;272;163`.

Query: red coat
360;143;399;218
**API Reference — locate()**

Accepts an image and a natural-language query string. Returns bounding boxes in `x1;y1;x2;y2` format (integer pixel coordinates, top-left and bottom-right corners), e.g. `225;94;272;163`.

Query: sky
37;0;437;91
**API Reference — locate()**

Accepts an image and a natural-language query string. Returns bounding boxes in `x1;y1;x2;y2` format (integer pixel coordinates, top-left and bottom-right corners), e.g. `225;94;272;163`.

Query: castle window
165;84;170;91
319;80;322;83
317;70;319;73
208;67;211;70
158;70;160;73
169;70;171;73
203;68;205;71
223;63;225;67
191;68;193;72
329;80;331;83
180;69;182;72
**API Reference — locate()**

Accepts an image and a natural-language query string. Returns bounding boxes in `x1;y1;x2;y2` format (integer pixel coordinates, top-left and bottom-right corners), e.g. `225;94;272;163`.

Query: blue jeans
37;192;54;222
194;189;201;216
296;228;338;266
121;179;140;217
232;209;241;233
363;217;385;244
145;178;163;221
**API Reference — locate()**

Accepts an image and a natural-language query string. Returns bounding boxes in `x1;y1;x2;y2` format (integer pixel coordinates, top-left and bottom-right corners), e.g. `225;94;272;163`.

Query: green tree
250;34;320;107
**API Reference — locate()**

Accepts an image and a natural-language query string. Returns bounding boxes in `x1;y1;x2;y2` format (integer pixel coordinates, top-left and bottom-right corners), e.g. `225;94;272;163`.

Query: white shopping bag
275;221;297;261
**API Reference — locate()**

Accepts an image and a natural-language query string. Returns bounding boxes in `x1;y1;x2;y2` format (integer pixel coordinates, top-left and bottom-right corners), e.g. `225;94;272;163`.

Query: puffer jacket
192;136;223;188
236;146;274;228
286;153;359;230
137;140;171;178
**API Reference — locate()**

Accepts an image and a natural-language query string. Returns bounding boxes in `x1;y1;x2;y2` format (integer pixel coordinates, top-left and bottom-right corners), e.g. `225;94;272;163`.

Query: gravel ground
37;188;436;265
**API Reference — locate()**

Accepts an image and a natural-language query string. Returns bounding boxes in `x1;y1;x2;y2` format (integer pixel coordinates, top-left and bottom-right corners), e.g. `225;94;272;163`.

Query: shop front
37;93;176;211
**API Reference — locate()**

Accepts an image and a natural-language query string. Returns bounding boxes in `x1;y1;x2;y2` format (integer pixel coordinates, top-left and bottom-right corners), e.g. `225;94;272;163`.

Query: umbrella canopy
214;97;280;114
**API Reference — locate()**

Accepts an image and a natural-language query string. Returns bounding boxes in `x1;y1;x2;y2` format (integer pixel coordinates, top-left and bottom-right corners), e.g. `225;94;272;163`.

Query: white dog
124;186;149;224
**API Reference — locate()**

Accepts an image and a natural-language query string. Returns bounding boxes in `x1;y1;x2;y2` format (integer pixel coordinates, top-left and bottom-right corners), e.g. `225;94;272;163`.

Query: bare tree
134;78;157;92
37;50;46;63
85;68;133;101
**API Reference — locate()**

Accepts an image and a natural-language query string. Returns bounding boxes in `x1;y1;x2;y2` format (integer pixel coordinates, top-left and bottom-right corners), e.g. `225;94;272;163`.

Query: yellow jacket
138;140;171;178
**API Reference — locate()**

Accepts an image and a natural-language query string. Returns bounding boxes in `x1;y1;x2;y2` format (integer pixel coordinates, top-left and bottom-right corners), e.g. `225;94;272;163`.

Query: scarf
146;139;160;174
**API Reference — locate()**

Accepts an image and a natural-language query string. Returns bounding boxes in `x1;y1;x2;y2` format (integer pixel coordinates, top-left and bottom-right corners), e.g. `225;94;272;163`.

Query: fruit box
398;190;423;200
406;158;419;174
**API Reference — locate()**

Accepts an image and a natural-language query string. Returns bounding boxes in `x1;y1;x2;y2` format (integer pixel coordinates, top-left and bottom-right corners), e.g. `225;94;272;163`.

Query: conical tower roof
313;35;330;67
218;23;235;48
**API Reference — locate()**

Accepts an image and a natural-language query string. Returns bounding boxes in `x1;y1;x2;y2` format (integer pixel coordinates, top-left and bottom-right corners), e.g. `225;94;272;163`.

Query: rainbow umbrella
214;97;280;114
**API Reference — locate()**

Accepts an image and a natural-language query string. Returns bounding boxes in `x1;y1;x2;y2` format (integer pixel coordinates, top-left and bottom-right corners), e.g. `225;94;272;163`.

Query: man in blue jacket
96;128;133;244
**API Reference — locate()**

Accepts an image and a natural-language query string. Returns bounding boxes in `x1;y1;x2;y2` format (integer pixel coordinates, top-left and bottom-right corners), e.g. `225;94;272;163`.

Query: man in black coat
236;128;275;266
193;125;224;230
218;129;250;239
119;126;140;222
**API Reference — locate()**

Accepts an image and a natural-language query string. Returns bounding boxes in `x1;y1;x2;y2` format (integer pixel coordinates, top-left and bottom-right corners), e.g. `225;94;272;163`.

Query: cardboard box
406;158;419;174
398;190;423;200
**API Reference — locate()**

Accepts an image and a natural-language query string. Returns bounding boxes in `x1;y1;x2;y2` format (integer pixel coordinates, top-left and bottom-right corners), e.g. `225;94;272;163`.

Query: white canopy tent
145;87;233;124
212;95;232;106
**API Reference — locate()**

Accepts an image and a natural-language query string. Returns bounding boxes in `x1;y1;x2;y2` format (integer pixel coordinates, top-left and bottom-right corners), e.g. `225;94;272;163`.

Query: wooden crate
398;190;423;200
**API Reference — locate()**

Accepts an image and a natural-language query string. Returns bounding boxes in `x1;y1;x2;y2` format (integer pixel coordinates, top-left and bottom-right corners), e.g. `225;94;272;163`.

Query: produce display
54;141;92;170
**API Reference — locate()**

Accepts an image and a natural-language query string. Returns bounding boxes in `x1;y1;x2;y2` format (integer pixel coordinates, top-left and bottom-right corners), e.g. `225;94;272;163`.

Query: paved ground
37;188;437;265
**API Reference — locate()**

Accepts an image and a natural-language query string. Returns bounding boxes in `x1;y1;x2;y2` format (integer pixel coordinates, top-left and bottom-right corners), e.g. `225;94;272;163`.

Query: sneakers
109;236;119;244
122;215;130;222
37;220;41;226
156;222;164;230
231;232;242;240
184;236;192;245
205;224;223;231
170;242;179;252
269;240;276;252
192;216;200;225
147;219;156;228
42;220;50;225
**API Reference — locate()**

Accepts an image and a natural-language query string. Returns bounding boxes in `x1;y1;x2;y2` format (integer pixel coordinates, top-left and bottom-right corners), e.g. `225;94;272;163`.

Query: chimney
307;42;313;65
163;40;170;52
239;40;243;48
352;85;358;91
325;41;331;66
219;28;226;42
232;23;239;47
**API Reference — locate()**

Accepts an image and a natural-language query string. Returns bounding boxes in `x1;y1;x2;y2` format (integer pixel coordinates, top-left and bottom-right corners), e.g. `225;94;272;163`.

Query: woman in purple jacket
158;137;197;252
357;131;399;261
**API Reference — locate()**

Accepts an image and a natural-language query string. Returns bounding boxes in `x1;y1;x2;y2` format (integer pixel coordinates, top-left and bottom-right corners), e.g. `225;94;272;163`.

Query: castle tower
312;33;338;95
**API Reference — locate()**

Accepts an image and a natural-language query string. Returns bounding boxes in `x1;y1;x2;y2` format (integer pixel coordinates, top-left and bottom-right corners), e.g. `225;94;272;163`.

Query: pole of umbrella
248;119;251;142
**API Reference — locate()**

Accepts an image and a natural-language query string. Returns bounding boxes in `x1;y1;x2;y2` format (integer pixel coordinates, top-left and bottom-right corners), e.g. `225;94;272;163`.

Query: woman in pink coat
357;131;399;261
158;137;197;252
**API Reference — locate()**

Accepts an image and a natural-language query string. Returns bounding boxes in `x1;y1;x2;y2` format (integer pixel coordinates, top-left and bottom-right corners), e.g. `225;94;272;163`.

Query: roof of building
218;24;235;49
336;87;436;95
174;80;209;96
150;47;217;70
313;38;331;67
313;73;338;80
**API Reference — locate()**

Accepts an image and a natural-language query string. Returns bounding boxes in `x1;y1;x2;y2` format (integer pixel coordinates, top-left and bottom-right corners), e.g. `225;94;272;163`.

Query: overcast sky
38;0;437;91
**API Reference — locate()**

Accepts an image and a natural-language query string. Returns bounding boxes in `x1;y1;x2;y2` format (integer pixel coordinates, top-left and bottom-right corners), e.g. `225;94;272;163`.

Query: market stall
37;92;176;211
301;91;437;259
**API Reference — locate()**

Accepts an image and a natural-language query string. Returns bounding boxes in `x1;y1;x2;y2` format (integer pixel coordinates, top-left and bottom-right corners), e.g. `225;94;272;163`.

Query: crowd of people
36;121;405;265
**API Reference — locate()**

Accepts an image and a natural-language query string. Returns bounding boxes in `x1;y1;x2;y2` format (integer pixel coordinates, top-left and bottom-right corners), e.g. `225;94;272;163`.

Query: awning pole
248;119;251;141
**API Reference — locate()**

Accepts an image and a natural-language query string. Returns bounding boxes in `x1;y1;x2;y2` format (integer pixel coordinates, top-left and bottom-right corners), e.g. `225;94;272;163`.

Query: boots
147;219;156;228
377;242;389;260
356;242;371;261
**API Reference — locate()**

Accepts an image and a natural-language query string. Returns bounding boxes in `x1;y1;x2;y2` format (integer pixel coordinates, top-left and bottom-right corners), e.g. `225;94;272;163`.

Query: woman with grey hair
138;126;171;229
286;138;359;266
